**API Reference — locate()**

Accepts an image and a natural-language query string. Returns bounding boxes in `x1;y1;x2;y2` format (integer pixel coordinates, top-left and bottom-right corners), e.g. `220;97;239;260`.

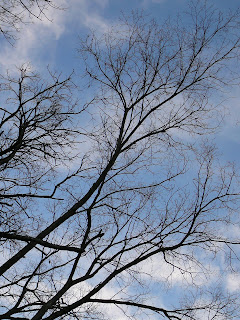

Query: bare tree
0;2;240;319
0;0;60;41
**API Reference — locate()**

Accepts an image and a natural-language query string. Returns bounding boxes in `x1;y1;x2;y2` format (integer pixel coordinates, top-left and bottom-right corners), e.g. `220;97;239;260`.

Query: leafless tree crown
0;2;240;319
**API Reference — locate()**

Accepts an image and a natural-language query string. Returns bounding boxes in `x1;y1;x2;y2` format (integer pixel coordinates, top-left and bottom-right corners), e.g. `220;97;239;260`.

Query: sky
0;0;239;165
0;0;240;317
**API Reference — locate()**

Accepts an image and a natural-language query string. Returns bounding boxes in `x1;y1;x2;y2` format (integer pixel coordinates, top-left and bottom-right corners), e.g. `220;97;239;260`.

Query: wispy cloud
0;3;66;72
0;0;111;73
66;0;111;33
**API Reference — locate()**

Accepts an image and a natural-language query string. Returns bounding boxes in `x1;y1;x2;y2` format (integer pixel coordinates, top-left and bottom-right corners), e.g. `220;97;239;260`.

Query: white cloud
0;3;66;72
138;254;220;288
226;273;240;293
0;0;111;73
65;281;133;320
67;0;111;33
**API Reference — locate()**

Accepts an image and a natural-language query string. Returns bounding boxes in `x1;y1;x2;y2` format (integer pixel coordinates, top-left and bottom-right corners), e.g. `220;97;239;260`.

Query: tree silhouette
0;2;240;319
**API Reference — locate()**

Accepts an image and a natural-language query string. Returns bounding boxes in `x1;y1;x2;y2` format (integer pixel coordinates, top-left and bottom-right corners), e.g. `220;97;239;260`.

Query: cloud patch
226;273;240;293
0;0;111;72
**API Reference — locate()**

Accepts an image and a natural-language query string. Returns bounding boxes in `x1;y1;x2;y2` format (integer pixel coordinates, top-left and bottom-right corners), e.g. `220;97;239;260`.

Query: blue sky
1;0;239;166
0;0;240;317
